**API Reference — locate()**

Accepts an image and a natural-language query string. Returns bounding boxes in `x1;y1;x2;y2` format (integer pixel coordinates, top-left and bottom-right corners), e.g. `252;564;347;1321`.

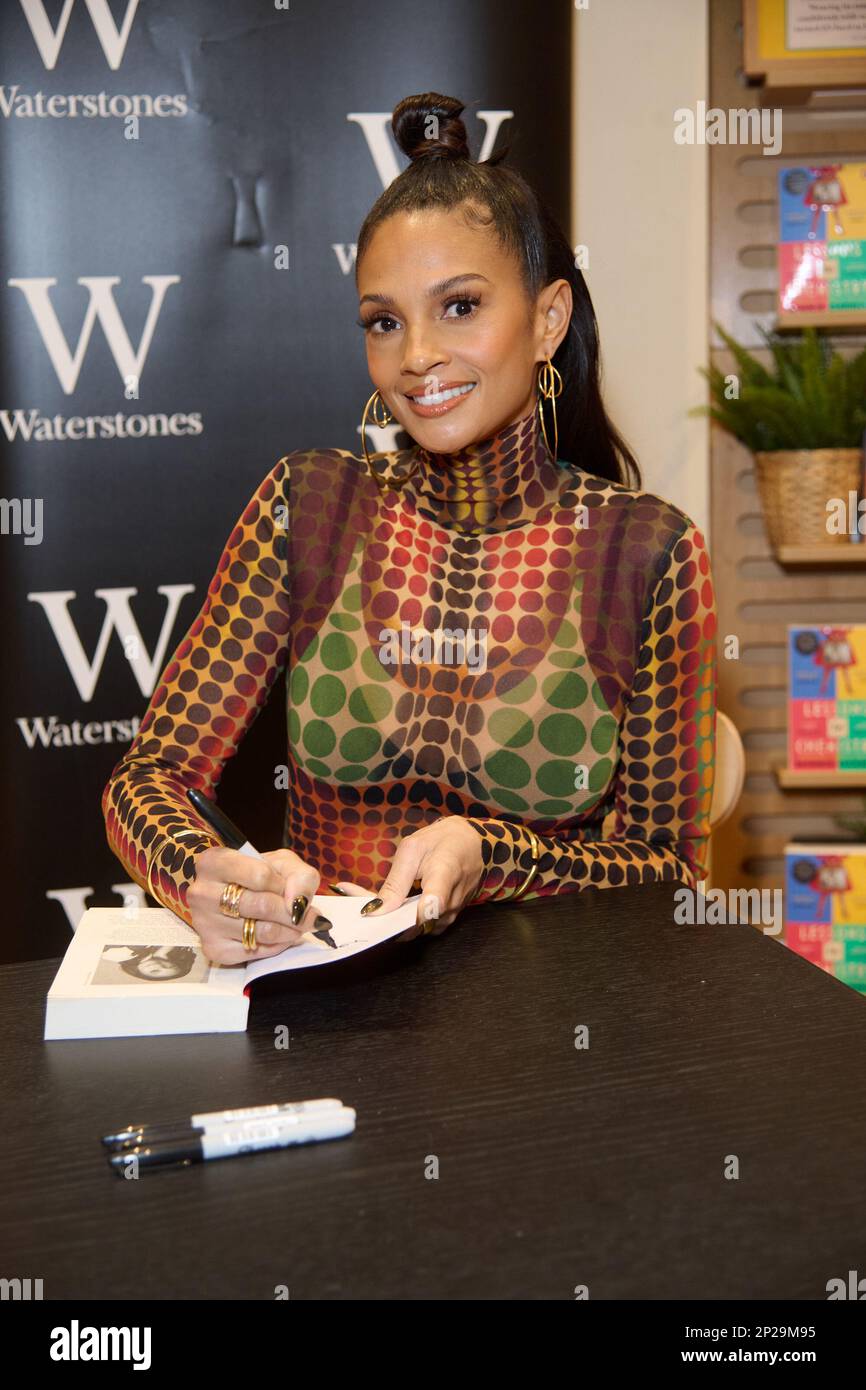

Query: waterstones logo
0;83;188;120
333;108;514;281
4;276;199;437
26;584;194;700
16;583;192;749
16;714;141;750
1;405;202;443
5;1;187;117
47;883;144;934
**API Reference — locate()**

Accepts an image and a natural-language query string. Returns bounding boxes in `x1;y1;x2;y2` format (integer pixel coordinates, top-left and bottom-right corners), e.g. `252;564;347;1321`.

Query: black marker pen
101;1097;344;1150
108;1108;356;1174
186;788;336;947
187;787;261;858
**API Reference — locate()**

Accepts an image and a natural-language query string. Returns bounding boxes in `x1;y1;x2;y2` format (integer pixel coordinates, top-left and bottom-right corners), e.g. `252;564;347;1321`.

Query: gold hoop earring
536;358;562;463
361;388;394;488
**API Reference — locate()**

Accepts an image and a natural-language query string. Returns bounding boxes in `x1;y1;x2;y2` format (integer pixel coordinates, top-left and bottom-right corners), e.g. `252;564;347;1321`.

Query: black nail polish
328;883;348;895
291;895;308;926
360;897;383;916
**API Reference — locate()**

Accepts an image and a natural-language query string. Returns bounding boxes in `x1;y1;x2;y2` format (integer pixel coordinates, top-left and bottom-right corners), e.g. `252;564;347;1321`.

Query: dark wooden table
2;881;865;1300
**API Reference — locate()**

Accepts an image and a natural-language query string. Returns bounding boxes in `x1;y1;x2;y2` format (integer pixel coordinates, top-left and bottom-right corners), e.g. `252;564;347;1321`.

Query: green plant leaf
695;322;866;449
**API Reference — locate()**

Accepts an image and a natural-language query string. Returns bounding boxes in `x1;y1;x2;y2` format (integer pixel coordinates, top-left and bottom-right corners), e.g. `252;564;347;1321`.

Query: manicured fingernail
291;894;308;926
314;914;333;930
360;897;383;916
328;883;348;895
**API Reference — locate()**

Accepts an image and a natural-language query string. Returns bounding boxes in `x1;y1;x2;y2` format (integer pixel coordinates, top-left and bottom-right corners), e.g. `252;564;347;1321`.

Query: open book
44;894;421;1040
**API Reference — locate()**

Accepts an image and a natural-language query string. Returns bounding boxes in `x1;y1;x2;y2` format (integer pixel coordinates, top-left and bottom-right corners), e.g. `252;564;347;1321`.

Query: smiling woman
102;90;717;962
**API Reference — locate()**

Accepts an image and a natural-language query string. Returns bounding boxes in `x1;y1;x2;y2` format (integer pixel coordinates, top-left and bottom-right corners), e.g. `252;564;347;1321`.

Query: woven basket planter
754;448;863;551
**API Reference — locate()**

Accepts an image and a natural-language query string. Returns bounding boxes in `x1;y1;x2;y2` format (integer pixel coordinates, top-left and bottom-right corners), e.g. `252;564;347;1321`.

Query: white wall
573;0;710;534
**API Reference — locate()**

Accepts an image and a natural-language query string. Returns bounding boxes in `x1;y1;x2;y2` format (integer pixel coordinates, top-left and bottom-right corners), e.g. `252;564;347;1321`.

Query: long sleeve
466;520;717;904
101;456;291;926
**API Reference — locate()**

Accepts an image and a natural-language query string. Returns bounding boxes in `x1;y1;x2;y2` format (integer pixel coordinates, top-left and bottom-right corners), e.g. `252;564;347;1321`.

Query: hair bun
392;92;471;163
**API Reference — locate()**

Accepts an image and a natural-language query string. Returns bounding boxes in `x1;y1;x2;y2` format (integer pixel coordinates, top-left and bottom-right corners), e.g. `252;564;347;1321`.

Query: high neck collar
399;405;566;535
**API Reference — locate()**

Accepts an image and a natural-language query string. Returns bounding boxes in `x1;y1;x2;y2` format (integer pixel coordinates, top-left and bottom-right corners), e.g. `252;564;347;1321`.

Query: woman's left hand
332;816;487;940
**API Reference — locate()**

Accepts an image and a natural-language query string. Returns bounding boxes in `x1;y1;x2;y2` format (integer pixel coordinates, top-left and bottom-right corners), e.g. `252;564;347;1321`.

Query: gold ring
220;882;244;918
242;917;258;951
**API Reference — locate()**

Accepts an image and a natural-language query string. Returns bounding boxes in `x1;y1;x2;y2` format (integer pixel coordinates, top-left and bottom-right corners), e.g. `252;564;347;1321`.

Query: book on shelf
787;624;866;773
784;843;866;995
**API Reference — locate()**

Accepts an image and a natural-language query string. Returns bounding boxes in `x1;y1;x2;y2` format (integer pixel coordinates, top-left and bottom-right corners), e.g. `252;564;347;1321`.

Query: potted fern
694;323;866;551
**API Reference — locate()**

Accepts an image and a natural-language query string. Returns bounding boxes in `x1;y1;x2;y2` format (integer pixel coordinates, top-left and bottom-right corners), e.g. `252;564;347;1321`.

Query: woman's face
135;947;183;979
357;204;571;454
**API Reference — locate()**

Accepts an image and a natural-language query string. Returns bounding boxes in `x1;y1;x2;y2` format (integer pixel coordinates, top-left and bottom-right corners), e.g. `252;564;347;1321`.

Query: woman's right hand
186;846;329;965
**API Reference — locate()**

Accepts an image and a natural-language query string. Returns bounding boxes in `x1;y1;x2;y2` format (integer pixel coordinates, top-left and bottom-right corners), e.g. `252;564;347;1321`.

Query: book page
49;907;246;999
243;893;423;985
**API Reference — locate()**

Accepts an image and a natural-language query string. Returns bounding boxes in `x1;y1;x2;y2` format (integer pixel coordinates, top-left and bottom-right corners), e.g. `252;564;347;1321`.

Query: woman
102;92;717;966
100;945;199;982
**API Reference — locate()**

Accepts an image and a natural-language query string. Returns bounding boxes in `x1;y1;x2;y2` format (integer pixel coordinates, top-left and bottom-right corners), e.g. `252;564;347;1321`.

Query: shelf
775;545;866;566
776;312;866;332
743;4;866;95
775;767;866;790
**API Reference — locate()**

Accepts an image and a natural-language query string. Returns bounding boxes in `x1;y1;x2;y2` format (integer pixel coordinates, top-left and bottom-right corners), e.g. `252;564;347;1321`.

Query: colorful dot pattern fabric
102;406;717;925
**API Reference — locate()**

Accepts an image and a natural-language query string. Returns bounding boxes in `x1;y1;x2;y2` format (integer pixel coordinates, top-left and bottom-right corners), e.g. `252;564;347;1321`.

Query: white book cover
44;893;421;1040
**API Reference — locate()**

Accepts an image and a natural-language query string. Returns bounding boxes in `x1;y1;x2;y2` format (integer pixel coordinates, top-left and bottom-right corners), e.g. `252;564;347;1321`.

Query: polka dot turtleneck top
102;405;717;925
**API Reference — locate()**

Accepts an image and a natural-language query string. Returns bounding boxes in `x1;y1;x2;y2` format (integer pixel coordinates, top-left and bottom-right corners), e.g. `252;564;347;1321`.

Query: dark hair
119;946;197;981
355;92;641;488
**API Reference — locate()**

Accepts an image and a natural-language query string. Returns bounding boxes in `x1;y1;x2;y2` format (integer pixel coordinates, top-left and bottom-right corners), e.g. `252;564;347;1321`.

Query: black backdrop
1;0;572;963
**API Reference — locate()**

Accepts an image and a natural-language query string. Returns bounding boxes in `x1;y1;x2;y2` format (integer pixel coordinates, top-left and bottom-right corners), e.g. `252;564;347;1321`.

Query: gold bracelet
481;826;541;904
146;828;217;912
506;828;541;902
145;835;172;911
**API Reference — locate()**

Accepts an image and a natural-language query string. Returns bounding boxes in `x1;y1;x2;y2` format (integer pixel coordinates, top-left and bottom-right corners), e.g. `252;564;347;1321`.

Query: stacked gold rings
219;880;257;952
220;881;244;918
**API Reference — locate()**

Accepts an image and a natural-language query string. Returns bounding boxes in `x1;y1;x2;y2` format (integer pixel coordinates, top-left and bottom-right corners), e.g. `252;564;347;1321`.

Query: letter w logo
19;0;141;71
347;110;514;190
27;586;194;700
7;276;180;394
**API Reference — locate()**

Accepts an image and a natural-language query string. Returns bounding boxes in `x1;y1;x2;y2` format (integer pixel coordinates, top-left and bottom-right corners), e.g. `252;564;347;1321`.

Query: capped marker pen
108;1107;356;1174
186;787;337;948
101;1097;344;1150
187;786;261;859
